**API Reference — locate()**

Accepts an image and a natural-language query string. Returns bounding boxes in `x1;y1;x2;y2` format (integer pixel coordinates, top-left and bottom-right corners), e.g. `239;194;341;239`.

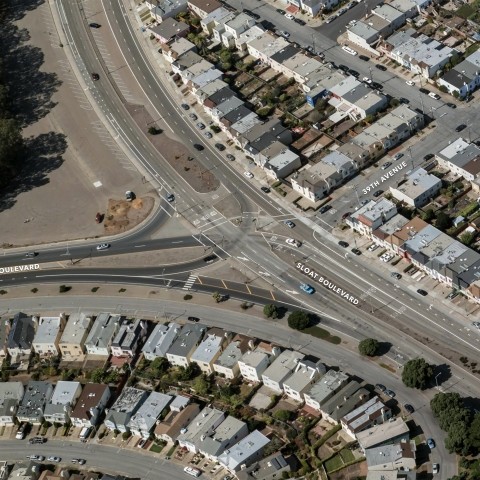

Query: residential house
304;370;349;412
320;382;370;424
436;138;480;182
356;418;410;452
32;315;65;357
201;7;236;35
283;360;326;402
180;59;217;85
220;105;254;135
389;168;442;207
211;97;245;124
365;441;416;471
280;53;324;85
346;198;398;237
7;313;36;361
337;142;372;170
0;319;9;359
213;334;255;379
166;323;206;367
104;387;148;433
372;3;406;30
220;13;256;48
142;322;181;360
303;68;346;108
44;381;82;424
261;350;304;393
171;51;204;76
195;78;228;103
235;25;265;51
246;33;290;65
229;112;263;145
381;28;456;78
84;313;122;357
341;396;392;438
438;50;480;98
128;392;173;438
236;453;292;480
347;16;391;53
148;18;189;44
188;0;222;18
265;149;302;180
198;416;249;460
110;318;147;358
238;343;279;383
58;312;92;362
239;118;291;151
16;381;53;424
144;0;188;23
218;430;271;473
301;0;326;16
0;381;24;425
177;406;226;452
155;401;201;443
162;38;197;64
8;463;40;480
70;383;111;428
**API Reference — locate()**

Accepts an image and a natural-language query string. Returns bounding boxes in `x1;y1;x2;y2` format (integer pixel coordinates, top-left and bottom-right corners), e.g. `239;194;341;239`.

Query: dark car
455;124;467;132
25;252;38;258
91;73;100;81
89;23;101;28
166;193;175;202
375;383;386;392
284;220;296;228
95;212;103;224
399;97;410;104
375;64;387;71
338;64;349;72
419;87;429;94
243;9;260;19
371;82;383;90
261;186;270;193
204;254;217;263
342;211;352;220
276;8;285;14
404;404;415;414
391;272;402;280
348;69;359;78
319;205;331;214
181;103;190;110
385;389;396;398
423;153;434;161
338;241;349;248
446;102;457;109
29;437;47;445
359;54;370;61
188;316;200;322
193;144;204;151
417;289;428;296
226;154;235;161
294;18;306;25
215;143;226;151
373;189;384;197
351;248;361;256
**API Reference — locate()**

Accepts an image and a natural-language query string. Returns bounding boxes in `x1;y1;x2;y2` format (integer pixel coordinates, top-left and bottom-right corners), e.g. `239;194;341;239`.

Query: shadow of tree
0;132;67;212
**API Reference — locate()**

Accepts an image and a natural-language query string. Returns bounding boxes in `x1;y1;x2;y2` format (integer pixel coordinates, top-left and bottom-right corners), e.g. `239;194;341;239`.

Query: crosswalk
183;274;198;290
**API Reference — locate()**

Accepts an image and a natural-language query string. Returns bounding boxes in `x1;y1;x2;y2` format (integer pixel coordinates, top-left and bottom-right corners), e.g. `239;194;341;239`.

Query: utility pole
419;91;425;115
311;33;315;53
353;184;361;207
408;146;414;170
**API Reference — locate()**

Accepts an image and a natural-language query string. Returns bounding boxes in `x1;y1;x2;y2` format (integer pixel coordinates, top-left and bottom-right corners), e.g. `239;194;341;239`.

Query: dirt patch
103;196;154;234
126;104;220;193
328;459;367;480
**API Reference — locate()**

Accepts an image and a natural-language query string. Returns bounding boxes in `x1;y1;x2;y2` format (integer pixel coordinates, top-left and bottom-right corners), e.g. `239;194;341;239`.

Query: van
79;427;92;442
184;467;201;477
16;423;28;440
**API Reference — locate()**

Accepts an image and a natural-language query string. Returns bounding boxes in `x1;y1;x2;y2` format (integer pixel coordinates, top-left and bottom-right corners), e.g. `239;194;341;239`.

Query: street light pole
435;372;441;389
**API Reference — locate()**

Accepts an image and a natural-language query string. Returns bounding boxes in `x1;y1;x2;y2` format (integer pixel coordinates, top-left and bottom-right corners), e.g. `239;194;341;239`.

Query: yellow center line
246;284;252;294
197;277;203;285
270;291;276;301
222;280;227;289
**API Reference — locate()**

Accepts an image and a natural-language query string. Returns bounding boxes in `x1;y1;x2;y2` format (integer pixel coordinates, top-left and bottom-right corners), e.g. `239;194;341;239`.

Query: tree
263;304;280;319
445;420;471;455
273;410;293;422
212;292;222;303
287;311;311;330
193;375;210;396
422;208;435;222
358;338;380;356
0;117;24;187
435;212;452;231
402;358;434;389
460;232;476;246
469;413;480;451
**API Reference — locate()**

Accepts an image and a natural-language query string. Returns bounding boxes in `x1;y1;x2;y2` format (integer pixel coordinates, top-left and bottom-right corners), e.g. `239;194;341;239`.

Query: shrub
31;288;38;293
183;294;193;300
288;311;311;330
119;288;126;293
263;304;280;319
274;409;293;422
358;338;380;356
59;285;71;293
91;287;99;292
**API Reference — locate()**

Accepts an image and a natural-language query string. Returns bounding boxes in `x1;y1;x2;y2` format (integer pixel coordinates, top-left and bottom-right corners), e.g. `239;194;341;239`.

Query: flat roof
262;350;304;383
284;360;325;392
149;18;189;40
49;381;81;405
17;381;53;418
191;331;225;364
200;416;247;456
0;381;24;418
390;168;441;200
342;396;387;431
356;418;410;449
85;313;122;349
305;370;349;403
142;322;181;358
70;383;110;420
247;33;290;58
111;318;146;350
239;349;269;368
128;392;172;432
267;149;299;171
110;387;147;415
177;406;225;444
167;323;206;357
188;0;222;14
215;334;253;369
373;3;404;22
60;313;92;345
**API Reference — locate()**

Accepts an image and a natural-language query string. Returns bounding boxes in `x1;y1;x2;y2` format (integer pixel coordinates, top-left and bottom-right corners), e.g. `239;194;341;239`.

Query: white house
238;343;280;383
44;381;82;424
104;387;148;433
32;315;66;357
190;328;230;374
213;334;255;379
128;392;173;438
389;168;442;207
261;350;305;393
283;360;326;402
84;313;122;357
438;50;480;98
142;322;181;360
110;318;147;358
304;370;349;412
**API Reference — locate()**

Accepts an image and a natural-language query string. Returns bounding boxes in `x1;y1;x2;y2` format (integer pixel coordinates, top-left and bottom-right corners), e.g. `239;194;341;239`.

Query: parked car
284;220;295;228
423;153;434;161
279;30;290;38
404;404;414;414
294;18;306;25
371;82;383;90
193;144;204;151
428;92;440;100
137;439;147;449
276;8;285;14
342;45;357;56
472;321;480;329
417;289;428;296
284;12;294;19
244;171;254;179
359;54;370;61
286;238;301;247
381;161;392;170
351;248;361;256
338;64;349;72
360;199;369;206
47;457;61;463
96;243;110;251
226;154;235;161
399;97;409;104
432;463;439;475
341;212;352;220
419;87;429;94
300;283;315;294
203;255;217;263
375;64;387;71
166;193;175;202
338;241;349;248
71;459;86;465
362;76;372;84
319;205;331;214
188;316;200;322
427;438;436;449
261;186;270;193
393;153;403;161
385;389;396;398
196;122;205;130
368;244;379;252
446;102;457;109
189;113;198;120
204;131;213;139
214;143;225;151
243;9;260;19
348;69;359;78
181;103;190;110
375;383;386;392
29;437;47;445
27;455;45;461
91;73;99;81
405;80;415;86
373;190;383;197
89;23;101;28
125;190;134;201
455;124;467;132
391;272;402;280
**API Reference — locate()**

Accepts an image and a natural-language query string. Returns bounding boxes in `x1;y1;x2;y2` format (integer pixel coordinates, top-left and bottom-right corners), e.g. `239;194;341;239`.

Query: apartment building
436;138;480;182
16;381;54;424
389;168;442;207
438;50;480;98
238;343;280;383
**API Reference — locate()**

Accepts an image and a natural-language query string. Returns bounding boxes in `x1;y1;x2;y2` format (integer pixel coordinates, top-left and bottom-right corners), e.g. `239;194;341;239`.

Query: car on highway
71;459;86;465
300;283;315;294
166;193;175;202
319;205;331;214
29;437;46;444
226;154;235;161
193;144;204;151
381;161;392;170
373;189;383;197
181;103;190;110
261;186;270;193
472;321;480;329
25;252;38;258
392;153;403;161
47;457;61;463
203;255;216;264
96;243;110;251
342;45;357;56
351;248;361;256
375;383;386;392
284;220;295;228
432;463;439;475
338;241;349;248
215;143;225;151
404;404;414;414
405;80;415;86
385;389;395;398
284;12;294;19
196;122;205;130
279;30;290;38
428;92;440;100
89;23;101;28
125;190;134;201
359;54;369;61
27;455;45;461
286;238;301;247
391;272;402;280
204;131;212;139
368;244;379;252
417;289;428;296
294;18;306;25
423;153;434;161
244;171;254;179
188;316;200;322
446;102;457;109
455;124;467;132
276;8;285;14
91;73;100;81
427;438;436;449
375;64;387;71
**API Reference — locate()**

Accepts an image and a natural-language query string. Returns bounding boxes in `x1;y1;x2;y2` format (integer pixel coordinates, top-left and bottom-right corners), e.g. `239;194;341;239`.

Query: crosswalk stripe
183;274;198;290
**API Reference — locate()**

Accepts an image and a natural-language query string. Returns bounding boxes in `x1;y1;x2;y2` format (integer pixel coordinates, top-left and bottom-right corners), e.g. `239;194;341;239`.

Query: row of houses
346;196;480;302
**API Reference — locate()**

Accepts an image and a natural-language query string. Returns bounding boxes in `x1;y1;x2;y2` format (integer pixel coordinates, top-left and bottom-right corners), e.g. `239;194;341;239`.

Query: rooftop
267;149;300;172
48;381;81;405
373;3;404;23
305;370;349;404
215;334;253;369
356;417;409;449
128;392;173;433
365;440;416;468
17;381;53;418
188;0;222;14
167;323;206;357
0;381;24;418
321;382;369;421
110;387;147;415
8;313;36;349
142;322;181;358
59;313;92;345
84;313;123;350
149;18;189;41
284;360;325;393
154;402;201;438
190;330;225;364
199;416;248;457
247;33;290;57
390;168;441;200
341;396;388;431
177;406;225;445
70;383;110;420
111;318;146;351
262;349;304;383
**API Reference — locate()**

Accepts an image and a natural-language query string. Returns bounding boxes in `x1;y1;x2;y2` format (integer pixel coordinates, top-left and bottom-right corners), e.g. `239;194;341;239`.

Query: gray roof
105;387;148;428
128;392;173;433
142;322;181;358
262;350;304;384
167;323;206;357
207;86;236;106
48;381;81;405
365;440;416;468
34;316;62;345
441;68;474;88
270;45;300;64
84;313;122;350
7;313;35;349
149;18;189;40
0;381;23;417
321;382;369;422
10;462;40;480
177;406;225;445
17;381;53;419
222;105;252;125
111;318;146;351
215;334;252;369
60;312;92;345
305;370;349;404
199;416;248;456
191;331;225;364
356;417;410;449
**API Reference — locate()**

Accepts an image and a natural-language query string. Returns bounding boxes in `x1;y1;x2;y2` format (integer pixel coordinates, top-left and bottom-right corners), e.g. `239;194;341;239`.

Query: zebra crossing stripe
183;274;198;290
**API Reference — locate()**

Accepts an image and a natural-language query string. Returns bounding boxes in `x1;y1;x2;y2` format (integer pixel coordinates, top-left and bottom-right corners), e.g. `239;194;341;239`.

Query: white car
362;76;372;84
47;457;61;463
325;14;337;23
382;254;394;262
96;243;110;251
27;455;45;461
432;463;439;475
284;12;294;19
286;238;301;248
244;171;254;179
342;45;357;56
406;80;415;86
368;244;379;252
428;92;440;100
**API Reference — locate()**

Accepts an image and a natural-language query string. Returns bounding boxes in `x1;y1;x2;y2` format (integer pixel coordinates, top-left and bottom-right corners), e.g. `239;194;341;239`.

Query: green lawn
303;326;342;345
340;449;355;463
324;455;343;472
150;443;165;454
